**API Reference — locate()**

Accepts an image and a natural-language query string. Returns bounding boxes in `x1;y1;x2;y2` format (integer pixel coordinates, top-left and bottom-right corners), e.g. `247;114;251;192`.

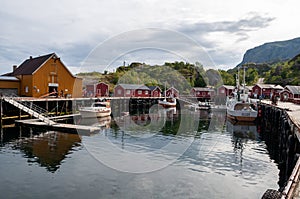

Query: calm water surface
0;108;279;199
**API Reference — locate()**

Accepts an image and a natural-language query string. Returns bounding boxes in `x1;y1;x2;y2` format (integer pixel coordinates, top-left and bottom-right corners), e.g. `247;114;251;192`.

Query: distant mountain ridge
239;37;300;66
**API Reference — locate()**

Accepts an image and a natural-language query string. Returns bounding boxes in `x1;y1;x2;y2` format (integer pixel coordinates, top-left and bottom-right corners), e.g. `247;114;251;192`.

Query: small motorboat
158;97;177;108
79;100;111;118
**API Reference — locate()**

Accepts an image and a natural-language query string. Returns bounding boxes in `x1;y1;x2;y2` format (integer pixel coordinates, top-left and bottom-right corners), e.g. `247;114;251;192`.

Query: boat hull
79;109;111;118
159;103;176;108
158;99;176;108
227;109;257;122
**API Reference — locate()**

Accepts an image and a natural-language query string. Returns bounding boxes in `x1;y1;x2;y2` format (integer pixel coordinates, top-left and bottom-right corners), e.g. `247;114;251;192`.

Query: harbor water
0;108;281;199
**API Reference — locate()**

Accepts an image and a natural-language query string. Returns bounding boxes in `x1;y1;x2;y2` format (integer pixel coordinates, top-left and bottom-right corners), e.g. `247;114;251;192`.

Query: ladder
3;96;56;125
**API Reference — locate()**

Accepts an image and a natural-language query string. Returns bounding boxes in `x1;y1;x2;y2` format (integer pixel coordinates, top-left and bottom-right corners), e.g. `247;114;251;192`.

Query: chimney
13;65;17;72
29;56;33;60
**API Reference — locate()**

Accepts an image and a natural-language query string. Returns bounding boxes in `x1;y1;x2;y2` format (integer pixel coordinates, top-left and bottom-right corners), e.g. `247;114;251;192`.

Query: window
145;91;149;95
117;89;121;95
25;86;29;93
138;90;142;95
126;90;131;95
220;89;225;94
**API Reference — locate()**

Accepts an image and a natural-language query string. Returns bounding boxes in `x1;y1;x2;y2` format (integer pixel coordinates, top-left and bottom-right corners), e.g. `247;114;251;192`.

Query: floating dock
15;119;101;133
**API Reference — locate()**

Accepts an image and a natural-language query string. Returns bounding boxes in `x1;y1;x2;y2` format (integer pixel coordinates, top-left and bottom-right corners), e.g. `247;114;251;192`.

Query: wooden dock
260;100;300;198
15;119;101;133
261;100;300;139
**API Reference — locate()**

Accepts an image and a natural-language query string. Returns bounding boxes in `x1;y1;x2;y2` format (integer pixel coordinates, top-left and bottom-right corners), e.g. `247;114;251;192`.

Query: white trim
48;83;59;87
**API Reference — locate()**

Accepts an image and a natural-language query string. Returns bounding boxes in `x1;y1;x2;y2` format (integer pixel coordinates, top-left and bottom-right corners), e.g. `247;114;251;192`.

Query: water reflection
0;108;281;198
0;127;82;172
78;116;111;128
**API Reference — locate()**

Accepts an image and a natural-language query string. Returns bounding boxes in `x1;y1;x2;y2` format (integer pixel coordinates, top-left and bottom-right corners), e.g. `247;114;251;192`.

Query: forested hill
263;53;300;86
239;37;300;66
77;53;300;91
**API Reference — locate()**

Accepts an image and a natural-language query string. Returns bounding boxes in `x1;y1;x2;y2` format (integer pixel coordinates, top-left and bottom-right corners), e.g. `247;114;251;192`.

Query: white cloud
0;0;299;74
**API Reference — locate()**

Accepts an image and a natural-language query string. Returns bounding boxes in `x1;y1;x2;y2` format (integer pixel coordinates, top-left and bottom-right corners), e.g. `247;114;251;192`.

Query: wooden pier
259;100;300;198
15;119;101;133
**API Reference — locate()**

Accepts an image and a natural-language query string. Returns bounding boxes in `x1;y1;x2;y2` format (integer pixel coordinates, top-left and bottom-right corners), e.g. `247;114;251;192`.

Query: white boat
158;82;177;108
79;101;111;118
158;98;177;108
226;65;257;122
226;98;257;122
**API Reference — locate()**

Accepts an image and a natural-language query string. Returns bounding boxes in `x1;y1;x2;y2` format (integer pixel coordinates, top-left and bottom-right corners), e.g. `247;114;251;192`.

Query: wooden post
56;100;58;115
73;99;76;114
30;101;33;119
66;100;68;114
0;98;2;129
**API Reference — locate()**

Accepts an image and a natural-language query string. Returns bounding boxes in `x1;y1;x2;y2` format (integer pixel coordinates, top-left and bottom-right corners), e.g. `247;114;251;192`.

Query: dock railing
2;94;56;125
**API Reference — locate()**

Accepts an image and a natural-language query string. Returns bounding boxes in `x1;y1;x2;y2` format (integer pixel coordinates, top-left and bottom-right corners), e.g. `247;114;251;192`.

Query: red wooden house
95;82;109;97
252;84;283;99
148;86;162;97
85;84;95;97
114;84;150;97
280;85;300;101
166;87;179;97
217;85;235;96
191;87;215;99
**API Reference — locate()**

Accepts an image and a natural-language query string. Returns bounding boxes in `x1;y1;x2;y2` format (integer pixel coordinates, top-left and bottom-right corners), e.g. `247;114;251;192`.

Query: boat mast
236;66;240;89
243;64;246;94
164;82;167;99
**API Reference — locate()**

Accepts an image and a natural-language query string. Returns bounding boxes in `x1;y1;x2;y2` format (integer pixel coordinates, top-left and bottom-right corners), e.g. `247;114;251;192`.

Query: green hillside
239;37;300;66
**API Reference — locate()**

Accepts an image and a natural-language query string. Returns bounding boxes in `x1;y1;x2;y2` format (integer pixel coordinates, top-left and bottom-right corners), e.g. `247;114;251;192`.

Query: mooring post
30;101;33;119
66;100;68;114
0;97;2;128
56;100;58;116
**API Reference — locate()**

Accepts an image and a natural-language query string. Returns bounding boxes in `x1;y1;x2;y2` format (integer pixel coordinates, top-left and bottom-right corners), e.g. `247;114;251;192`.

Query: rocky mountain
239;37;300;66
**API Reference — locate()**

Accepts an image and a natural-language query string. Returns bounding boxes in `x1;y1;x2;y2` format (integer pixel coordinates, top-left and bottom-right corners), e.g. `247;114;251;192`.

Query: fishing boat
226;65;257;122
79;99;111;118
226;98;257;122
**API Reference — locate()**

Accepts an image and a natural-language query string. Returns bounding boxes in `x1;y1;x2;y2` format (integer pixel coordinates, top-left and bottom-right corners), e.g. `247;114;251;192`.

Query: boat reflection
226;120;259;140
112;107;178;129
78;116;111;129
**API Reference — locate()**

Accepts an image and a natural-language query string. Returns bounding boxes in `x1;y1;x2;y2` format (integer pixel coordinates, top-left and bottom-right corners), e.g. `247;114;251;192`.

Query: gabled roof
192;87;214;91
255;84;284;90
12;53;55;75
167;86;179;92
219;85;235;90
274;85;284;90
117;84;150;90
285;85;300;94
255;84;275;89
148;86;161;91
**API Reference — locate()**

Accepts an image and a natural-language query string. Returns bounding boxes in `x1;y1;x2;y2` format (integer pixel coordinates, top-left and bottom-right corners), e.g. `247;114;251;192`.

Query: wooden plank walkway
15;120;101;133
261;100;300;129
261;100;300;198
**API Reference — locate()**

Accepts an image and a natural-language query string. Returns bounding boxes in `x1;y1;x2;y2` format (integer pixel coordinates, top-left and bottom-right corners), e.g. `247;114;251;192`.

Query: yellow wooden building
1;53;82;98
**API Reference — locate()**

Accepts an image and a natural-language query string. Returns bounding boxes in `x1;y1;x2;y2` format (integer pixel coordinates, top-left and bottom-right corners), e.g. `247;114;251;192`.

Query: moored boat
158;82;177;108
226;100;257;122
158;98;177;108
226;65;257;122
79;100;111;118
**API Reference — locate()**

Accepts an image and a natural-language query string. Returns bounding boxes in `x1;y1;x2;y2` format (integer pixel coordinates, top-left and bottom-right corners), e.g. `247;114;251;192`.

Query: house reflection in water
19;131;81;172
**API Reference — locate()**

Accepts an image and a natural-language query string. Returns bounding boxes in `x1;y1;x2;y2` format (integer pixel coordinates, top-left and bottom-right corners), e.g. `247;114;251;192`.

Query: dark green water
0;108;280;199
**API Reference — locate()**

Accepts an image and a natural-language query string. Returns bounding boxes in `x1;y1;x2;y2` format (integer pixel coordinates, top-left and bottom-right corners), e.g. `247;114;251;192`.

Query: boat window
94;103;106;107
234;103;250;110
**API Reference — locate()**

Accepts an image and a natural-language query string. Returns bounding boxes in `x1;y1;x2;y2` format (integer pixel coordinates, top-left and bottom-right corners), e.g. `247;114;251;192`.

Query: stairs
3;96;56;125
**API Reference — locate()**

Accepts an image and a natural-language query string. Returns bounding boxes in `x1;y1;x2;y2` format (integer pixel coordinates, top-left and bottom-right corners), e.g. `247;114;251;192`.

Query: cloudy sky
0;0;299;74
